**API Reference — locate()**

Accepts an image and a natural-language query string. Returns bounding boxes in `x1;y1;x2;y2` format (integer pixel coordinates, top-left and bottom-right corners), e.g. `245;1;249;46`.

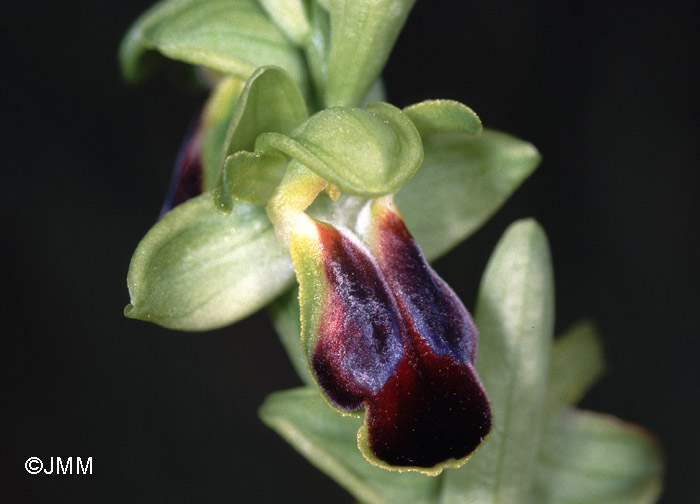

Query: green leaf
403;100;482;137
212;66;309;210
258;0;311;45
396;129;540;261
534;407;664;504
257;101;422;197
440;219;555;503
125;193;294;331
119;0;308;92
548;320;605;405
267;287;314;386
260;387;440;504
322;0;416;107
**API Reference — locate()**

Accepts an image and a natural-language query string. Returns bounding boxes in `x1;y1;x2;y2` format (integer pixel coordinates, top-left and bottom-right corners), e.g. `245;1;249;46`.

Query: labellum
290;195;492;472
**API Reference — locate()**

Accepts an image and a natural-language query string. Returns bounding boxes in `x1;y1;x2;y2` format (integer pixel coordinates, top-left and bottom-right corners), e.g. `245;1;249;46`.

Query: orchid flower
121;0;663;501
265;161;492;471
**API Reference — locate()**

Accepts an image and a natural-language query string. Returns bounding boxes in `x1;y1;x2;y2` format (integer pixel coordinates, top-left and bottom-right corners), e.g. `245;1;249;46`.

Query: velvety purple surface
373;208;479;365
310;216;491;468
312;223;403;410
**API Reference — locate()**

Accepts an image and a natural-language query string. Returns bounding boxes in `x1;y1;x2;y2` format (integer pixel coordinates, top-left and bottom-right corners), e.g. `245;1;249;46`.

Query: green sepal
211;66;309;210
548;320;605;405
403;99;482;137
534;407;663;504
441;219;555;503
322;0;416;107
119;0;308;93
257;101;422;197
125;193;294;331
259;387;440;504
222;65;309;157
396;129;541;260
200;76;246;190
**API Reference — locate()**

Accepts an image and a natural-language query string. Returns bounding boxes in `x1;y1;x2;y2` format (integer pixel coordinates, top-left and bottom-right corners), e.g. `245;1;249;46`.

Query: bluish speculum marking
372;207;478;365
312;223;403;410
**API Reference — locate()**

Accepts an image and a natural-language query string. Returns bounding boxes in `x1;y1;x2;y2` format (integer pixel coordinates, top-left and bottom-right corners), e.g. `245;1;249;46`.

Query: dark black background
6;1;698;502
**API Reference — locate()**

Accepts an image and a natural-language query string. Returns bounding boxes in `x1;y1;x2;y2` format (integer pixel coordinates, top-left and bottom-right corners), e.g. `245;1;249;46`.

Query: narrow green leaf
125;193;294;331
403;100;482;137
257;102;422;197
267;287;314;386
119;0;308;92
548;320;605;405
258;0;311;45
323;0;416;107
260;387;441;504
440;219;555;503
396;129;540;261
534;407;664;504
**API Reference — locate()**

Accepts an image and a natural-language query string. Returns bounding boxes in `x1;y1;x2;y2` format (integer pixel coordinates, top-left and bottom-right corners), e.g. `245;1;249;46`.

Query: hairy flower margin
121;0;663;501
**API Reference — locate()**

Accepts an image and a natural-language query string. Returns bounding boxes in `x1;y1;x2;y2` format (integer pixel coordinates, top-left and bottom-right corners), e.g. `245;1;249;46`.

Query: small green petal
441;219;555;503
534;407;664;504
403;99;482;137
213;151;288;210
397;129;541;261
257;101;422;197
259;387;441;504
119;0;308;92
125;193;294;331
548;321;605;405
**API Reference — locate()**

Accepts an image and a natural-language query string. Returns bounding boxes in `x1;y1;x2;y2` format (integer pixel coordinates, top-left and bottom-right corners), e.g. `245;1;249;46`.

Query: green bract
122;0;663;500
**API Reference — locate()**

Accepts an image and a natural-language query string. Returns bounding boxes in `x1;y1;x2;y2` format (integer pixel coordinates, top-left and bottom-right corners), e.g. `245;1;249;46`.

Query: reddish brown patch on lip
366;328;491;468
